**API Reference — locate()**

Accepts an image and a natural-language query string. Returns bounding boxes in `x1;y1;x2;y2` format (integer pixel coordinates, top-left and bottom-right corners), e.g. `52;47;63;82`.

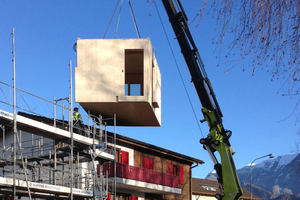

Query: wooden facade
104;134;204;200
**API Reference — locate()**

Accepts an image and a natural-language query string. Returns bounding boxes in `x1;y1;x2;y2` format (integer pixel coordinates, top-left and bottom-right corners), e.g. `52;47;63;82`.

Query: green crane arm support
201;108;243;200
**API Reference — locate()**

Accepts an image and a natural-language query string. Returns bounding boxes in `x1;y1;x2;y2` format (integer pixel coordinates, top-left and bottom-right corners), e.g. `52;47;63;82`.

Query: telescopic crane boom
161;0;243;199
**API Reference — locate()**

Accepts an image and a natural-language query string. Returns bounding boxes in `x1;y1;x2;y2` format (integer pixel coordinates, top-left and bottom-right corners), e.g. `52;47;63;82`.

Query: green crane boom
161;0;243;199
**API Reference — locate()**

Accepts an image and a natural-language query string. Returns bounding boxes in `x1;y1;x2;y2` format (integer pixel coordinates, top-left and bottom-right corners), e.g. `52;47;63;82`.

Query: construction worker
73;107;84;135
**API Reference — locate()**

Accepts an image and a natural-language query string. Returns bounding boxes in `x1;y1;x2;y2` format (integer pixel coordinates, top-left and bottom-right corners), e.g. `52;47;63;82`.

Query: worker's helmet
74;107;79;111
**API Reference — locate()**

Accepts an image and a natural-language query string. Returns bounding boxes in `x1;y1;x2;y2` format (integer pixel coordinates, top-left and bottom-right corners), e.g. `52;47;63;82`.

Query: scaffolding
0;80;116;200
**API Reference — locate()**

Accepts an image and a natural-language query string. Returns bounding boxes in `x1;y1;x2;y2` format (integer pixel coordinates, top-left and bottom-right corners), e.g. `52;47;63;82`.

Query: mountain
241;182;273;199
272;193;300;200
206;153;300;197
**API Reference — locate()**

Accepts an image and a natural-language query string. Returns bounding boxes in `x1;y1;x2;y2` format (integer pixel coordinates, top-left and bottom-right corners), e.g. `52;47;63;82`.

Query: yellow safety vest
73;112;80;121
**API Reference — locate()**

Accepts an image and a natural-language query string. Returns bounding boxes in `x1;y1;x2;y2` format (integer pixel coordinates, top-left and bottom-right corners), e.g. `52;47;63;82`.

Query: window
151;60;160;108
197;184;218;191
167;163;184;184
168;163;178;176
203;186;217;191
125;49;144;96
125;83;141;96
116;195;128;200
173;165;178;176
110;193;131;200
145;194;160;200
116;149;121;163
114;149;129;164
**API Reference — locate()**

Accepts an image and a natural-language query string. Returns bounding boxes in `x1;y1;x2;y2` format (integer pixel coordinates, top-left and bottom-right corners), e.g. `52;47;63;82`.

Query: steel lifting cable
104;0;121;39
105;0;140;38
128;0;140;38
153;1;204;137
115;0;124;38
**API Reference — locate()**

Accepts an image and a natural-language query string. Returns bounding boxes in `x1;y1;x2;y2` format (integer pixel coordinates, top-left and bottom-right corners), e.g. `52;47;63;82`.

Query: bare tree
290;129;300;154
290;139;300;154
282;188;293;195
198;0;300;95
194;1;300;149
273;185;282;197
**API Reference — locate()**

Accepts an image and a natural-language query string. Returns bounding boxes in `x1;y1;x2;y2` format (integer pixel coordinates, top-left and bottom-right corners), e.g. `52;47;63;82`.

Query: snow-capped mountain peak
248;153;298;171
205;153;300;195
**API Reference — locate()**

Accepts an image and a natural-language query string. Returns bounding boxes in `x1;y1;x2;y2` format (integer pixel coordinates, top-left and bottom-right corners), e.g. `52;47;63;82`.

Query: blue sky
0;0;298;179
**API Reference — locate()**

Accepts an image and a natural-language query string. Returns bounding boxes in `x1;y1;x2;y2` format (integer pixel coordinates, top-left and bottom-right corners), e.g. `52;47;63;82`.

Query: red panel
128;165;135;180
103;163;108;175
121;151;129;165
163;173;171;187
137;167;144;181
107;193;111;200
131;196;138;200
97;164;100;176
167;163;173;175
171;174;179;187
103;163;115;177
144;169;151;183
119;163;125;178
122;162;129;178
149;157;154;170
154;172;162;185
142;156;154;170
142;156;149;169
102;162;179;188
179;166;184;184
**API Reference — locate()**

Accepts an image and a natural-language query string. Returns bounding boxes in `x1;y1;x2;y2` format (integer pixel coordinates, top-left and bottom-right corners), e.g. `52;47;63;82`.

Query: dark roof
16;112;204;164
192;178;260;200
192;178;220;196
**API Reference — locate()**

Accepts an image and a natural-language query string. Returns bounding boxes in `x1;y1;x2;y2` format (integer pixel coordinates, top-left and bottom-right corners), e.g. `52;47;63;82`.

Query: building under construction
0;38;171;200
0;102;116;200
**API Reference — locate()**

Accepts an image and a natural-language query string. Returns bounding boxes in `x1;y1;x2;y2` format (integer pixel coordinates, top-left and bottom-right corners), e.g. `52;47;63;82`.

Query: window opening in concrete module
151;60;159;108
125;49;144;96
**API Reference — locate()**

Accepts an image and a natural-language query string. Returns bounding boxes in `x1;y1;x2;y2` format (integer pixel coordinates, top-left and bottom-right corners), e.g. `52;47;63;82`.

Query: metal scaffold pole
2;125;5;164
92;120;96;199
12;27;17;200
114;114;116;197
70;60;74;200
12;28;32;200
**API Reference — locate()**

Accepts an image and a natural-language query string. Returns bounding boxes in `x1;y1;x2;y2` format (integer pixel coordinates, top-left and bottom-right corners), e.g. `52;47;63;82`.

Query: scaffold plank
0;177;93;197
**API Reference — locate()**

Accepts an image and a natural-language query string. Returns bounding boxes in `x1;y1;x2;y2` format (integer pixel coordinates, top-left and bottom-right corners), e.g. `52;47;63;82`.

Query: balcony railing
102;163;179;188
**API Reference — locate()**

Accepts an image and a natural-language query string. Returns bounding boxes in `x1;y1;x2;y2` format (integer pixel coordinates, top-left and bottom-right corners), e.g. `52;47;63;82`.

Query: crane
161;0;243;199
